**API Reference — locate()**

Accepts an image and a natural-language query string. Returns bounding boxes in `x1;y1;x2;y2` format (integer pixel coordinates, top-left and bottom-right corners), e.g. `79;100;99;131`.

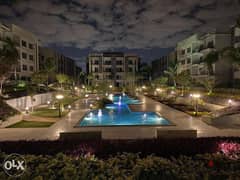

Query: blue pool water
79;94;171;127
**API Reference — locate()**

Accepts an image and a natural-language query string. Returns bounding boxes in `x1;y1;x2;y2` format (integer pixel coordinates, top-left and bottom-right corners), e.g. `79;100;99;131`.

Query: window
21;40;27;47
181;49;185;55
29;43;34;49
128;67;133;72
116;60;123;65
29;55;34;61
128;60;133;65
22;52;27;59
104;61;111;65
30;66;34;71
117;68;123;72
94;60;99;65
105;68;111;72
94;67;98;72
95;75;99;80
207;41;214;48
187;58;191;64
22;64;27;71
181;60;185;65
187;47;191;53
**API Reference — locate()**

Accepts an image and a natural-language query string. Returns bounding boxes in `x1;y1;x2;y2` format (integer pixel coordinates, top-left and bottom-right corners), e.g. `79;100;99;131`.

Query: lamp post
192;94;200;116
56;94;64;117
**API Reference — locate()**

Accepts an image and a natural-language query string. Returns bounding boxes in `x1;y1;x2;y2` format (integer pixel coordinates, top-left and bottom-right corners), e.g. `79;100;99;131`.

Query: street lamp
56;94;64;117
192;93;200;116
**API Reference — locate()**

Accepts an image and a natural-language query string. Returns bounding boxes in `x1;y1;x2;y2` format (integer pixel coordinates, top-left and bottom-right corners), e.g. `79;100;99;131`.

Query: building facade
0;23;39;81
87;52;140;87
152;51;176;79
176;32;232;85
232;26;240;80
39;47;80;79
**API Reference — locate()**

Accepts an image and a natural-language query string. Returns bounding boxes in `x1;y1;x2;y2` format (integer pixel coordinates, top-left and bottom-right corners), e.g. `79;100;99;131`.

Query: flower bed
0;138;239;158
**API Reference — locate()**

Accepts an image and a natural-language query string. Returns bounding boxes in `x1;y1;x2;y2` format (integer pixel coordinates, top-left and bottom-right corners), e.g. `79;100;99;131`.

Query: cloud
0;0;239;63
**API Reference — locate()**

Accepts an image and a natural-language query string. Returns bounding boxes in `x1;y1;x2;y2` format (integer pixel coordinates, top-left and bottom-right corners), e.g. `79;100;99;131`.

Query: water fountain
143;113;147;120
98;109;102;117
89;112;93;117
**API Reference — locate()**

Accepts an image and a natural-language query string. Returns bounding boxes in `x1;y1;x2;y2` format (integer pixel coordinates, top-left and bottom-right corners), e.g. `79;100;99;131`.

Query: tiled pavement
0;94;239;141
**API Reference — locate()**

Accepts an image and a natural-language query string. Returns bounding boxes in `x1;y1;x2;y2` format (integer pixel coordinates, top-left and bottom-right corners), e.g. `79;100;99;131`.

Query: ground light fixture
192;93;201;116
55;94;64;117
228;99;233;106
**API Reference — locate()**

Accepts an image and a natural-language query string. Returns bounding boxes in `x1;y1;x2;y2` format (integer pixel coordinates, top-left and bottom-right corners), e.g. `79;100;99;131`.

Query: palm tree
203;51;219;75
0;37;19;96
164;63;178;87
56;74;69;90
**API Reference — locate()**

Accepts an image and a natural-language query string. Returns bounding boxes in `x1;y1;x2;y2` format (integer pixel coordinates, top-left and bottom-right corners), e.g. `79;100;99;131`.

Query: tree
176;71;191;96
0;37;19;96
43;57;56;89
86;73;94;86
125;72;136;94
31;72;47;91
56;74;69;89
198;77;216;95
203;51;219;75
78;71;86;85
139;63;152;82
164;63;178;87
152;76;168;87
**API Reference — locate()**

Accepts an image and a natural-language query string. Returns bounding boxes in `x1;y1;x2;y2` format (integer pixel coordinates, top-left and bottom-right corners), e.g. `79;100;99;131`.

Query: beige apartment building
87;52;140;87
0;23;39;81
176;32;232;85
232;26;240;80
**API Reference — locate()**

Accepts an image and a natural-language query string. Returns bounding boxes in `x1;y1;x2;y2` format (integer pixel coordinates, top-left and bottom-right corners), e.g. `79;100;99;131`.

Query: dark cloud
0;0;239;67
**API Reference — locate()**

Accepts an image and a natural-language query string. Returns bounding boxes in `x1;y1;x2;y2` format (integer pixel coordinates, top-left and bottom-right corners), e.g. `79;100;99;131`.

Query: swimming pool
78;94;171;127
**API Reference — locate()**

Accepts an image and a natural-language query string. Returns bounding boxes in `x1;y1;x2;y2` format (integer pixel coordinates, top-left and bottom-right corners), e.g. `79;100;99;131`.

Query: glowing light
25;107;29;111
55;94;64;100
47;101;50;104
98;109;102;117
143;113;147;119
105;93;108;96
96;97;100;100
68;105;71;109
156;88;161;92
109;85;113;88
74;86;78;90
108;94;113;100
89;104;93;108
192;94;200;98
89;112;93;117
228;99;232;106
85;94;89;98
142;85;146;89
190;94;193;97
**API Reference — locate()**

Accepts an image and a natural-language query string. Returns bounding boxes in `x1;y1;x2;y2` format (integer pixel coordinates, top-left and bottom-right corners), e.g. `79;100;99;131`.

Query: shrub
0;153;239;179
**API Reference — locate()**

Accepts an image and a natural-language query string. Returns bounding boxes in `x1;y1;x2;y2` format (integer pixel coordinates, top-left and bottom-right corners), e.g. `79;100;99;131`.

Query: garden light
85;94;89;98
228;99;232;106
192;94;200;98
56;94;64;100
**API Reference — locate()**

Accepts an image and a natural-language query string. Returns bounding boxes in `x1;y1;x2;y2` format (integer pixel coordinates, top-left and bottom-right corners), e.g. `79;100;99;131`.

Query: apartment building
0;23;39;81
176;32;232;85
39;47;80;79
87;52;140;87
232;25;240;80
152;51;176;79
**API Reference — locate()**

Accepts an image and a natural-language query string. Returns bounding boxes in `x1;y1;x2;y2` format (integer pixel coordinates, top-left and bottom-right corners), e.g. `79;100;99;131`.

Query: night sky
0;0;240;70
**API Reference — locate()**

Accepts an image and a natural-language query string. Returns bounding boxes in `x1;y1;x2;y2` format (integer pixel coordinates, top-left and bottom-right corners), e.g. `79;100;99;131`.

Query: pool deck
0;94;240;141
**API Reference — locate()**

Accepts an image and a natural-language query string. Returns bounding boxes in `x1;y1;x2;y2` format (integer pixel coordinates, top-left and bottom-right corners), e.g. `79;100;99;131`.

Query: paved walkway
0;94;240;141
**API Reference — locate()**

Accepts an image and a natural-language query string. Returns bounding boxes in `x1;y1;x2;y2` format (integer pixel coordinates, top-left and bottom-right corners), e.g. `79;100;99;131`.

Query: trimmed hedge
0;137;239;157
0;153;239;179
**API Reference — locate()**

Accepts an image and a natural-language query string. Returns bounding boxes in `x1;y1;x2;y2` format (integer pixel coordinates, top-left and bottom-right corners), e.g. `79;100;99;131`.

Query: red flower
208;160;214;168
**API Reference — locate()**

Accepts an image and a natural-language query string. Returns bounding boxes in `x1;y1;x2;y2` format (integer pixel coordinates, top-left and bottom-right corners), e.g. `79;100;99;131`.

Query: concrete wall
6;93;53;111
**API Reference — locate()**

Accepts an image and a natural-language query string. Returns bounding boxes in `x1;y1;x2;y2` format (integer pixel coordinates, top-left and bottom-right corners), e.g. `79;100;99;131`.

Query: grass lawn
7;120;54;128
31;107;68;118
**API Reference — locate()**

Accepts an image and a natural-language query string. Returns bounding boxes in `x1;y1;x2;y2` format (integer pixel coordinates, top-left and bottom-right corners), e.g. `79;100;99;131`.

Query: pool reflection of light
98;109;102;117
